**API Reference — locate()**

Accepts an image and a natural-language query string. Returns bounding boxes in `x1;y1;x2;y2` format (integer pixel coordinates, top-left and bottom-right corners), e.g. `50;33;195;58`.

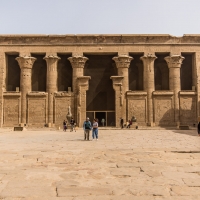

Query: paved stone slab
0;129;199;199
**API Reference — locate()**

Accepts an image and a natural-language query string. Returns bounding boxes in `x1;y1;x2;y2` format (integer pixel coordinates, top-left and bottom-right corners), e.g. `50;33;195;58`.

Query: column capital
140;53;157;62
140;54;157;72
68;56;88;68
43;55;60;64
15;56;36;69
112;55;133;68
164;55;185;68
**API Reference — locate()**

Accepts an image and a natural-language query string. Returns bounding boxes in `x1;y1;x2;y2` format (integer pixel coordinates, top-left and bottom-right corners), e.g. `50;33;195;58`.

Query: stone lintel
2;34;200;45
153;91;174;96
27;92;48;97
54;92;74;97
3;92;21;96
179;91;197;95
126;91;147;96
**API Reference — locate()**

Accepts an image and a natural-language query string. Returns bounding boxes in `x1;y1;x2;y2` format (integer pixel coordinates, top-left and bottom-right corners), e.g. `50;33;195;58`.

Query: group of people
63;117;76;132
120;118;132;129
83;117;99;141
63;117;99;141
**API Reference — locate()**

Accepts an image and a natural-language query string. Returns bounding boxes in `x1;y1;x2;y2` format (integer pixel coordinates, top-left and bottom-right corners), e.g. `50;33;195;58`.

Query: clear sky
0;0;200;36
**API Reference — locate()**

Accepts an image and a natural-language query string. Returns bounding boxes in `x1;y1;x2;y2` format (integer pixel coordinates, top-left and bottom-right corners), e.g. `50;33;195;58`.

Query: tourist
63;120;67;131
70;117;75;132
92;119;98;140
120;118;124;129
126;120;131;128
101;118;105;126
83;117;92;140
198;121;200;136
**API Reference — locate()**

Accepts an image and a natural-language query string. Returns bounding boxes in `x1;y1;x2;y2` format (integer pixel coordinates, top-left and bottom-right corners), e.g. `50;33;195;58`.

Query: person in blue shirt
83;117;92;140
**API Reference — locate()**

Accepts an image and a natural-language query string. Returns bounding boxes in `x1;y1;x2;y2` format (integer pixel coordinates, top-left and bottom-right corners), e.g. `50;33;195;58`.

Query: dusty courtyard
0;128;199;200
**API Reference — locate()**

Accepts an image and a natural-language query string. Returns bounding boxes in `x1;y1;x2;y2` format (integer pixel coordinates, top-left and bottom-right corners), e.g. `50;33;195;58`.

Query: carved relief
154;98;173;124
180;97;196;123
4;97;19;125
128;99;146;122
28;98;46;123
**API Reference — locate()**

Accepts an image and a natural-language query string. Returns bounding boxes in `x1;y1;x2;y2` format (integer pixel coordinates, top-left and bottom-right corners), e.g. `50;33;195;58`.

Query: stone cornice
1;34;200;45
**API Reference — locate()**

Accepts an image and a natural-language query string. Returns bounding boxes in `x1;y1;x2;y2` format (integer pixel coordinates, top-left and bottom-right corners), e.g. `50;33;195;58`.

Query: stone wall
0;35;199;127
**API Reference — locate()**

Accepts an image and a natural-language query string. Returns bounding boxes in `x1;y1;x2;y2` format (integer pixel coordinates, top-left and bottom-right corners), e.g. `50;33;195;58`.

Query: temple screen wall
0;35;199;128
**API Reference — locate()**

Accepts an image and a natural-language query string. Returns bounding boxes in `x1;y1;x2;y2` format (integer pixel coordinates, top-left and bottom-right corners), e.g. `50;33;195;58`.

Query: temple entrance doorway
84;54;117;126
86;111;115;127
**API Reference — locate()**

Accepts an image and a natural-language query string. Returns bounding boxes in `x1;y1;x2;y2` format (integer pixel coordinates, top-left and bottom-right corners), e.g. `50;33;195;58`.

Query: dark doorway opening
86;111;116;127
57;54;72;91
181;53;193;90
6;53;20;91
95;112;106;127
154;53;170;90
31;54;47;91
84;54;117;126
129;53;144;90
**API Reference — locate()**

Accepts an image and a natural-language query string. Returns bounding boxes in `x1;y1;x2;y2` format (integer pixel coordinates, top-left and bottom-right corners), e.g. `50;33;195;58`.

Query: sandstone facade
0;34;199;127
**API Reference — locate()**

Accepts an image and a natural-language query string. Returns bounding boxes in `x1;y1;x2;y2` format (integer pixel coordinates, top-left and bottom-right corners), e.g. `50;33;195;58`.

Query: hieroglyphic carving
180;96;196;123
154;98;173;124
3;97;19;125
128;99;146;122
28;98;46;123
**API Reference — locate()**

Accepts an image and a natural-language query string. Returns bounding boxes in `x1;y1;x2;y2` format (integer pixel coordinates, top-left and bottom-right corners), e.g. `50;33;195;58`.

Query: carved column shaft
112;55;133;121
68;56;88;124
110;76;124;128
140;54;157;126
16;56;36;124
44;55;60;125
76;77;91;127
165;55;184;124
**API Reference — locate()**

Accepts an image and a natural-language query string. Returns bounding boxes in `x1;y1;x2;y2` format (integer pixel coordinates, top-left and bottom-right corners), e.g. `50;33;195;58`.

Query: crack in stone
171;151;200;153
55;187;58;197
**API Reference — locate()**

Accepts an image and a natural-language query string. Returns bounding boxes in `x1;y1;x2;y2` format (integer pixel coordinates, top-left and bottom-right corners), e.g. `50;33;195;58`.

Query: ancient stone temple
0;34;199;127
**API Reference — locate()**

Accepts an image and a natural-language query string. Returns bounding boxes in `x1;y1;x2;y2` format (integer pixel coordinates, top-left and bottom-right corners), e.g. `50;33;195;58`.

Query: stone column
76;76;91;127
68;56;88;124
164;55;185;124
16;56;36;124
140;54;157;126
110;76;124;128
0;53;5;127
44;55;60;126
112;55;133;121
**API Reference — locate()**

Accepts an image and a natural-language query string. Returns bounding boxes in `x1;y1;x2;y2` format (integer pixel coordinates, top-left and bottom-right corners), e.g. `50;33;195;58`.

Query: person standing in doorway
83;117;92;140
101;118;105;126
120;118;124;129
198;121;200;136
92;119;99;140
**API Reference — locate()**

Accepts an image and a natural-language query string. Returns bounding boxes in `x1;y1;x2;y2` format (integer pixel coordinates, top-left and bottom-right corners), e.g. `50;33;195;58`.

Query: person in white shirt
92;119;98;140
